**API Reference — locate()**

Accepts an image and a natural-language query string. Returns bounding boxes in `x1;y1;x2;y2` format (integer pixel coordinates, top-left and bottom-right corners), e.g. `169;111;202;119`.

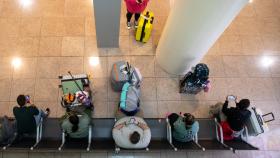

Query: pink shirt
124;0;150;13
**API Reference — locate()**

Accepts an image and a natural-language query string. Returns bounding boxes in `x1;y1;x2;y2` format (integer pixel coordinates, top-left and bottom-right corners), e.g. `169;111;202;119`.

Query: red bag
218;121;234;141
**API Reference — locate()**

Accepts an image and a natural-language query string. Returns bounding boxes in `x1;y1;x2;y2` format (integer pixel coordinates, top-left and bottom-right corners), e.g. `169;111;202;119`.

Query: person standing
124;0;150;29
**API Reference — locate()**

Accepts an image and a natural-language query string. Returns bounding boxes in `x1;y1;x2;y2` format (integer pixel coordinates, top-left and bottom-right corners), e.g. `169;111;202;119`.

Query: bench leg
58;132;66;151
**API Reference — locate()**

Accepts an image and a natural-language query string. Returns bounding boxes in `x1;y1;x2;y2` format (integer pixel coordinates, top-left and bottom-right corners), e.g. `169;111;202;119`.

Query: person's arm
114;122;126;130
222;100;230;115
137;122;149;130
29;105;39;115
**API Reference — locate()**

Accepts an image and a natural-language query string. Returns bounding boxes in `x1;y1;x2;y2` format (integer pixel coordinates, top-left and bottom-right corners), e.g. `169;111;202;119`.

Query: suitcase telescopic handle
262;112;275;123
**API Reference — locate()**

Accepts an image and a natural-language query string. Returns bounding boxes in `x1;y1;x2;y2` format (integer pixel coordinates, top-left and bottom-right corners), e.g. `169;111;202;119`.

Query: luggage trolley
59;71;93;111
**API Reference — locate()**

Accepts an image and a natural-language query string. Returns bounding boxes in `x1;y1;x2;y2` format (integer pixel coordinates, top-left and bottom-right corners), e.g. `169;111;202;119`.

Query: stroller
179;63;210;94
59;71;93;111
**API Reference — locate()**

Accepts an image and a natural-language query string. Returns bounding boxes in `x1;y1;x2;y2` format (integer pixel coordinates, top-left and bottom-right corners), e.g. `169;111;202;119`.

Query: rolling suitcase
245;107;275;136
135;11;154;43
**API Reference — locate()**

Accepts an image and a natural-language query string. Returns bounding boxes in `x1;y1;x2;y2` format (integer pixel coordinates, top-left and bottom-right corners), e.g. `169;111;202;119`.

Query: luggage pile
111;61;143;115
179;63;210;94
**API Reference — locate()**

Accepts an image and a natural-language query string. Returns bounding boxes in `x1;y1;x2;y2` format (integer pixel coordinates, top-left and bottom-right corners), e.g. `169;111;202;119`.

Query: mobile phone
25;95;30;103
227;95;236;101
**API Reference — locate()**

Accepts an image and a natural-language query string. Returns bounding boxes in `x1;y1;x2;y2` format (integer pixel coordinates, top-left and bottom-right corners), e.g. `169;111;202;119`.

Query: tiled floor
0;0;280;157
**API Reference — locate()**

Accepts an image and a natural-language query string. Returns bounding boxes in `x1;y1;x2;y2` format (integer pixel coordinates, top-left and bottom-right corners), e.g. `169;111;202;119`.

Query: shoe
127;22;131;30
134;21;138;29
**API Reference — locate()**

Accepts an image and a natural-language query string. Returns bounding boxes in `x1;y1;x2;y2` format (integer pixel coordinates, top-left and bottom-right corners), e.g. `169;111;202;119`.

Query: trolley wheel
58;76;63;79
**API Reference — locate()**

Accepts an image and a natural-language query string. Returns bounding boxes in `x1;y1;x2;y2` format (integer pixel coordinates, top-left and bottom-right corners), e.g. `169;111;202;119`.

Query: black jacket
222;101;251;131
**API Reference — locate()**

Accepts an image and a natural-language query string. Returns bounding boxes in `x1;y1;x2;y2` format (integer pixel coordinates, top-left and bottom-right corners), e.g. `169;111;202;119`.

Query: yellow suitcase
135;11;154;43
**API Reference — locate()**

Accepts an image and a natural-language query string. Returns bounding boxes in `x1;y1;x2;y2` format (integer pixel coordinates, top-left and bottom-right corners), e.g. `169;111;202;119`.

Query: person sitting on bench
60;109;91;138
13;95;49;136
210;96;251;139
112;116;151;149
167;113;199;142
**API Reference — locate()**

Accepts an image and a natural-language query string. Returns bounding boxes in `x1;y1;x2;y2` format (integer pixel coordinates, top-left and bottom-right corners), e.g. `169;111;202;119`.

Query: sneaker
134;21;138;29
127;22;131;30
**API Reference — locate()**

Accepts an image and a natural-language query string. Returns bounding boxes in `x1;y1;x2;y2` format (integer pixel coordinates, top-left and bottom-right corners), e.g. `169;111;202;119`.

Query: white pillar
156;0;248;75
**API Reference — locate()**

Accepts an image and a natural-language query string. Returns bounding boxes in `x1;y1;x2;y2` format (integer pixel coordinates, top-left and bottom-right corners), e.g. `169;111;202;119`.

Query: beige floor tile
61;36;84;56
84;56;108;78
129;35;155;55
272;78;280;101
59;57;84;75
154;61;178;78
85;16;96;36
199;78;228;101
107;36;130;56
81;152;107;158
0;37;18;57
258;17;280;36
92;100;108;118
39;37;62;56
10;78;35;102
19;18;41;37
247;78;276;101
35;79;59;102
236;17;261;35
16;37;39;57
140;78;157;101
201;55;226;77
64;0;93;17
41;18;65;36
0;57;12;79
107;101;118;118
156;78;181;101
85;36;107;57
29;152;55;158
0;78;11;101
36;57;60;79
107;80;120;102
245;56;271;77
131;56;155;77
20;0;43;17
262;35;280;53
254;0;278;18
0;102;12;117
64;17;85;36
141;101;158;118
2;151;28;158
12;57;37;79
187;151;213;158
0;18;19;37
157;101;180;118
91;78;108;101
0;0;22;17
41;0;65;17
227;78;251;100
240;35;264;55
223;56;248;77
219;35;243;55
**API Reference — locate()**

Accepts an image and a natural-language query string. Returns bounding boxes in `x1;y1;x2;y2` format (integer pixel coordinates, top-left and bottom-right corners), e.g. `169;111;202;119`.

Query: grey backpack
120;82;141;116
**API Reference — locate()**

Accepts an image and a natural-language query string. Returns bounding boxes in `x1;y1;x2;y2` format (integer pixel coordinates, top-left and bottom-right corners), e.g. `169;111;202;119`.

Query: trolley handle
262;112;275;123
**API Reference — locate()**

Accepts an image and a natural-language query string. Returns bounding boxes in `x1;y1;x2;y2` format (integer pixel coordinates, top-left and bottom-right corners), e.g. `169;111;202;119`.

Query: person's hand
138;122;149;130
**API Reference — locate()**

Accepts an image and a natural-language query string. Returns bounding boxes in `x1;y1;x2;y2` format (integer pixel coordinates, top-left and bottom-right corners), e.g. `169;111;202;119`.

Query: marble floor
0;0;280;157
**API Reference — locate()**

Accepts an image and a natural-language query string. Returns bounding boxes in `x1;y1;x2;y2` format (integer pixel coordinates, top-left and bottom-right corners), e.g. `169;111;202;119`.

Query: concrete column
93;0;121;48
156;0;248;75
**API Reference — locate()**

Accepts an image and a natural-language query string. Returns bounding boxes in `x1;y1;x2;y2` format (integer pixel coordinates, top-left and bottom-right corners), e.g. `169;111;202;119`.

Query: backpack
0;116;17;145
120;82;141;116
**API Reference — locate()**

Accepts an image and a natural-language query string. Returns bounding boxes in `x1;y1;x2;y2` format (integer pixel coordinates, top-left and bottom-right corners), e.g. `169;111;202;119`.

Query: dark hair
237;99;250;110
137;0;143;3
17;95;26;107
69;114;79;133
130;131;140;144
183;113;195;127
